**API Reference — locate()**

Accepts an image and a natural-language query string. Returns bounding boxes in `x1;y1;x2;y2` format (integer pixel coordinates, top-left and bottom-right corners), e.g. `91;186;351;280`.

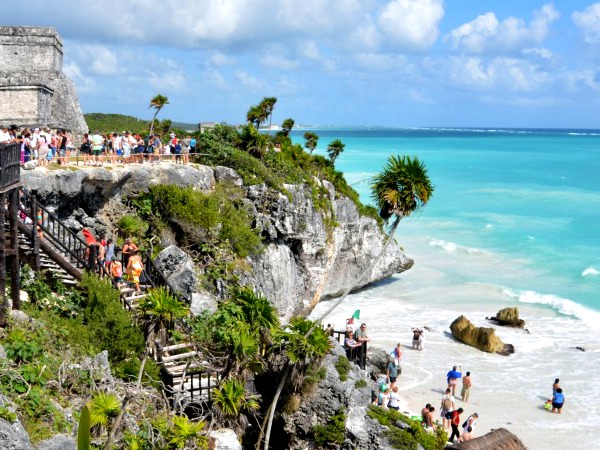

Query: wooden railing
0;142;21;191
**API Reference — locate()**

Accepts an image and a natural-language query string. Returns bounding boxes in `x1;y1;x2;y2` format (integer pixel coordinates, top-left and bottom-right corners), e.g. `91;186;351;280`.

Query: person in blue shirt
446;365;462;396
551;388;565;414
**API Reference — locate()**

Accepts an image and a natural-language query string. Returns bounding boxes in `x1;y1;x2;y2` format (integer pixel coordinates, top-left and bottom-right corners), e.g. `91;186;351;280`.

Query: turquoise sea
296;127;600;449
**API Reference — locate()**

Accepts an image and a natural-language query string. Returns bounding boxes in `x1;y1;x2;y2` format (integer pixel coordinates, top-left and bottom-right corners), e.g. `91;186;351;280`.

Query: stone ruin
0;26;87;134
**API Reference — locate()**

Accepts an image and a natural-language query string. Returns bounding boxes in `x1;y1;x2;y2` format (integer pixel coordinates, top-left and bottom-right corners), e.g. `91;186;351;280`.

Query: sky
8;0;600;128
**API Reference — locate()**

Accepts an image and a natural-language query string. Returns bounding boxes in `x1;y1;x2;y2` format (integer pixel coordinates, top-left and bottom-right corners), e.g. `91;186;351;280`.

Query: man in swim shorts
446;365;462;397
461;371;472;402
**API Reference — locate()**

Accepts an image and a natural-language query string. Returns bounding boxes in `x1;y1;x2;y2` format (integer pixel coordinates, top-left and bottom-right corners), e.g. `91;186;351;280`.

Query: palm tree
281;118;295;137
303;132;319;154
327;139;345;164
246;104;263;130
148;94;169;136
137;286;190;348
212;378;259;434
261;155;433;449
259;97;277;133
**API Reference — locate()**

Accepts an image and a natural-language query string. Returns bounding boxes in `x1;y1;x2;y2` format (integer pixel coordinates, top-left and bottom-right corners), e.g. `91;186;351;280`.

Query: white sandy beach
310;272;600;450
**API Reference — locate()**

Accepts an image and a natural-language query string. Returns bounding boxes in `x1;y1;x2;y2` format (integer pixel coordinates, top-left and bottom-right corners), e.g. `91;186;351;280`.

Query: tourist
122;131;132;163
0;124;10;143
344;330;361;349
440;388;455;429
424;406;436;431
121;237;138;267
181;135;191;164
459;412;478;442
354;323;371;343
374;384;390;408
37;135;49;167
104;238;115;269
420;403;431;423
412;328;423;350
89;131;103;166
446;365;462;396
390;342;402;363
388;386;401;411
461;371;472;402
552;378;560;395
324;323;334;337
551;388;565;414
386;357;400;390
22;131;32;163
110;256;123;288
80;133;91;165
449;407;464;443
126;249;144;293
58;129;69;166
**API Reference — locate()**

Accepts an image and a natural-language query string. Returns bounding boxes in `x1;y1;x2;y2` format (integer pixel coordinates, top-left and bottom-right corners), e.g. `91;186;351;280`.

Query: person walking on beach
551;388;565;414
386;357;400;390
461;371;472;402
440;388;455;429
459;412;478;442
449;407;464;443
446;365;462;397
390;342;402;363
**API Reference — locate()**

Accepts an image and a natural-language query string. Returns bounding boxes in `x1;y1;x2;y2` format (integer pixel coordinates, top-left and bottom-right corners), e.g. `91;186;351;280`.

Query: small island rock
450;315;514;356
488;307;525;328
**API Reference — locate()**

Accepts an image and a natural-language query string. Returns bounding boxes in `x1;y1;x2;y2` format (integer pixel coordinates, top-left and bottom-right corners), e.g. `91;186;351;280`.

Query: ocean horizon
299;126;600;449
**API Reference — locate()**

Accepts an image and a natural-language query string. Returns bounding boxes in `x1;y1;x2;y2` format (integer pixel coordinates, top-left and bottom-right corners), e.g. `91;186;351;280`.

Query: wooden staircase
17;190;217;410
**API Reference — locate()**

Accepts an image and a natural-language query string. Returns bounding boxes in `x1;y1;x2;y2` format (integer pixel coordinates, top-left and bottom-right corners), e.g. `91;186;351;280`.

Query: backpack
442;395;452;410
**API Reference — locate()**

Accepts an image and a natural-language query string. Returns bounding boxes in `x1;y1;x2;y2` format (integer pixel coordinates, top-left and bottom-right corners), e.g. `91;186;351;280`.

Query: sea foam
582;266;599;277
428;238;486;255
503;288;600;328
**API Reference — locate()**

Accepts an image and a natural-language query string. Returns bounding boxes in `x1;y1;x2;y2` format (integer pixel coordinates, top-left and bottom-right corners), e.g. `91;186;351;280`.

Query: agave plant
88;392;121;429
212;378;259;420
167;415;208;449
137;286;189;347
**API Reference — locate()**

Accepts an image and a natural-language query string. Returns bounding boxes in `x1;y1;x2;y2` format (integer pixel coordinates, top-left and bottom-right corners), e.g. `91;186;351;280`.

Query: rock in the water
450;315;514;355
488;307;525;328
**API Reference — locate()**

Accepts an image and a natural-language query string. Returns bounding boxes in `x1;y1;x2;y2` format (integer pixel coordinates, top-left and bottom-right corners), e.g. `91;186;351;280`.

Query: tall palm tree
261;155;433;449
280;118;295;137
259;97;277;133
303;132;319;154
327;139;345;164
148;94;169;136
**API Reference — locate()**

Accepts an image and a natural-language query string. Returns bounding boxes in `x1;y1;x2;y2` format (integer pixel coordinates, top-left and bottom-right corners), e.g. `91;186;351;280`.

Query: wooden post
30;195;40;270
0;192;7;326
8;187;20;310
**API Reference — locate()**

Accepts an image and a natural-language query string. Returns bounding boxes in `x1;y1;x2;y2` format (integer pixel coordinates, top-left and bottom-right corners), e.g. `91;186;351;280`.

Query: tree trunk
149;109;160;136
263;365;291;450
262;217;401;447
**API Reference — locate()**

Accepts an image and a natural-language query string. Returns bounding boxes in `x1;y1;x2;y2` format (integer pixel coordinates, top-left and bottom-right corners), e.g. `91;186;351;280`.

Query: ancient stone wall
0;26;86;134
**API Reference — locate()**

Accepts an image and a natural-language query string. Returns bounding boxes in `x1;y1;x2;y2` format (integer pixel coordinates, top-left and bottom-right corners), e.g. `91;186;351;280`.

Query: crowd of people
0;124;197;168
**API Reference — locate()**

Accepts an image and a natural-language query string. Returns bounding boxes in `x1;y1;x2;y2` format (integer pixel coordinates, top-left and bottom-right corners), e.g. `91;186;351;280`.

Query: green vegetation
149;94;169;136
334;355;351;382
367;405;447;450
76;405;91;450
84;113;149;134
312;408;346;447
355;378;367;388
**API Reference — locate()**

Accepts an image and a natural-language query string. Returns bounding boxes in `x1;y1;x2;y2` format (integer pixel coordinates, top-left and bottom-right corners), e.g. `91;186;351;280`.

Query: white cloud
68;44;121;76
148;71;186;92
573;3;600;43
446;3;559;53
378;0;444;52
234;70;267;91
209;52;236;66
63;62;97;93
353;53;409;72
259;51;300;70
299;41;321;60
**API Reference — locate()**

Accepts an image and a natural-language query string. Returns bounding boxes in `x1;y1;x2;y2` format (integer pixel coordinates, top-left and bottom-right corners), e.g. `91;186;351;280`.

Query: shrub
355;378;367;388
335;356;351;382
312;408;346;447
117;214;149;240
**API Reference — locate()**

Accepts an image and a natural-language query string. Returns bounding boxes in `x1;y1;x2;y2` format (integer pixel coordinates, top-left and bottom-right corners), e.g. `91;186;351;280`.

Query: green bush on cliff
367;405;447;450
312;408;346;447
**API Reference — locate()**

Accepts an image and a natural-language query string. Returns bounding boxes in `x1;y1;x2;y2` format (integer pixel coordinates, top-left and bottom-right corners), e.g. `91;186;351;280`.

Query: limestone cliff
21;164;412;320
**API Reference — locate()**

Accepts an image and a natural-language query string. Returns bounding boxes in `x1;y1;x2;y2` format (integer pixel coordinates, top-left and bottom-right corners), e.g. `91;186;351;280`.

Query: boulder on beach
450;315;514;356
487;307;525;328
446;427;527;449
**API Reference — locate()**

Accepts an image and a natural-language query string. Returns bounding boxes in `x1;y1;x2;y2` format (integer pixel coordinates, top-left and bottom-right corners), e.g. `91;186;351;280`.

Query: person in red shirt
449;407;464;443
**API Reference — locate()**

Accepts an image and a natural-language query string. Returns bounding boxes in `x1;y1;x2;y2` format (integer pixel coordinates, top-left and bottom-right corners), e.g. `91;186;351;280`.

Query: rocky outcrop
208;429;242;450
0;396;33;450
450;316;514;356
37;435;76;450
21;165;412;320
447;427;527;449
279;343;393;450
487;307;525;328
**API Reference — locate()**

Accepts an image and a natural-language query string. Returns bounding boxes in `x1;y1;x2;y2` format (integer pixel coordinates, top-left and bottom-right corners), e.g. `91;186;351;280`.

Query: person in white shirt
0;125;12;143
388;386;401;411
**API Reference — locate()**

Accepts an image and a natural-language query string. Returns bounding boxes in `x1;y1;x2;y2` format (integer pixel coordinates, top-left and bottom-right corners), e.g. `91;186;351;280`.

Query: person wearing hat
0;125;11;143
121;237;138;267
